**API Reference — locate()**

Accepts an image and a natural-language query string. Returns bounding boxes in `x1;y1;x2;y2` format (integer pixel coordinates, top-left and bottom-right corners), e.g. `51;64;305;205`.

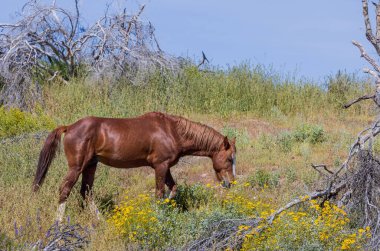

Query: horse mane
172;115;224;152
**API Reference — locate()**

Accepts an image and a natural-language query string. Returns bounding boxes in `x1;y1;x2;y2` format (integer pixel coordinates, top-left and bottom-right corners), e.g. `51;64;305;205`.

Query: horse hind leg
57;167;82;222
56;144;95;222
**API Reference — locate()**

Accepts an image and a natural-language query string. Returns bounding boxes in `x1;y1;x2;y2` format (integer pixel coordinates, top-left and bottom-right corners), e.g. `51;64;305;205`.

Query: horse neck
181;142;218;157
174;117;223;157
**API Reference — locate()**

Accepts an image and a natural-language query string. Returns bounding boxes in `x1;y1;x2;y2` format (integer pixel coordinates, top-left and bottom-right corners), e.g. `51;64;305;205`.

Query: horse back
62;113;180;167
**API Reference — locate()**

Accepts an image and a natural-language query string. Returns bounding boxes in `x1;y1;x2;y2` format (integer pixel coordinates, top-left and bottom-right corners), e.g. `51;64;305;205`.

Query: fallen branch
187;180;347;250
311;163;334;175
31;221;90;251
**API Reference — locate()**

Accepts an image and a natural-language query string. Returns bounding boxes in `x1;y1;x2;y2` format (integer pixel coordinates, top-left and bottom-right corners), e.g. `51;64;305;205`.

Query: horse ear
223;136;230;150
231;137;236;145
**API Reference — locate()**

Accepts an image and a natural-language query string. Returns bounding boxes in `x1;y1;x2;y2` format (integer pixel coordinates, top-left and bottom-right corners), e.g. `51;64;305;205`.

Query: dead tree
0;0;179;109
188;1;380;250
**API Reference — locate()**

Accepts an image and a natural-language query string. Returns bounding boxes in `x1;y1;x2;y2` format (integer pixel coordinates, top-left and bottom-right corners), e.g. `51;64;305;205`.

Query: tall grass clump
43;65;372;124
326;71;373;114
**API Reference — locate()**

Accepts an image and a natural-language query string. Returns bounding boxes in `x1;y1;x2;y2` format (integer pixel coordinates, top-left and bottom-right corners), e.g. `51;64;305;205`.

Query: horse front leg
154;162;169;198
165;169;177;199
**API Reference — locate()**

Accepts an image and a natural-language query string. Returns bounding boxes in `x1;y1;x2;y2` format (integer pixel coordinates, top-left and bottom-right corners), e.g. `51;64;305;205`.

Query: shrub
276;132;294;152
275;124;327;153
241;200;370;250
293;124;326;144
45;66;372;122
257;133;276;151
175;183;213;211
107;194;178;248
107;186;246;249
326;71;372;113
222;193;272;218
275;123;326;153
0;107;55;138
248;169;280;188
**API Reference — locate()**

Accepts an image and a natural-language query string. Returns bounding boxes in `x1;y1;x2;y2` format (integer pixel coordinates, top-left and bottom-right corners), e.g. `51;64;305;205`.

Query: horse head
212;136;236;188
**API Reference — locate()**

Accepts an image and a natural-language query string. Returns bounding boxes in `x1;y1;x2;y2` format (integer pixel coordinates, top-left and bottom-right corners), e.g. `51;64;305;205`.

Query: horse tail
33;126;67;192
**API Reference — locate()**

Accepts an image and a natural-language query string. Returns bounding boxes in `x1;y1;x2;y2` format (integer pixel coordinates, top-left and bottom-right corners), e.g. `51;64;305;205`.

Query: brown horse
33;112;236;220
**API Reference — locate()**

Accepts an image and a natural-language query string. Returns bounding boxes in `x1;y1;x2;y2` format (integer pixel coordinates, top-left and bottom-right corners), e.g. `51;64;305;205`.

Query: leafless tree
0;0;180;109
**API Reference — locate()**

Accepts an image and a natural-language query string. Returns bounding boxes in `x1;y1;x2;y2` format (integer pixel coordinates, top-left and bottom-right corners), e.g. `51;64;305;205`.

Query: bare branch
376;1;380;41
362;0;380;54
311;163;334;175
344;94;375;108
197;51;209;68
268;181;346;224
352;40;380;74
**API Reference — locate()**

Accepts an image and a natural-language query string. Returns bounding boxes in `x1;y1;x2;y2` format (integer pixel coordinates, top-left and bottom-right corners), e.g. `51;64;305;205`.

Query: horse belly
97;156;149;169
95;130;152;168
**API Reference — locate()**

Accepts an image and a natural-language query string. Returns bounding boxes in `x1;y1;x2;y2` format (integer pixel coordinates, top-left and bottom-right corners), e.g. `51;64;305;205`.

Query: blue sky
0;0;374;81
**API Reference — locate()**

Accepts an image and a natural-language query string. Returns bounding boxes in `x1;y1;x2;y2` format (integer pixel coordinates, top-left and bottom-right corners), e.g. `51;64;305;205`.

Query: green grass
41;66;372;125
0;65;375;250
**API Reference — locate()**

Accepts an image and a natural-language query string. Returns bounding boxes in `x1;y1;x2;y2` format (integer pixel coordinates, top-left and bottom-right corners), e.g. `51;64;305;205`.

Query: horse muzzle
221;180;231;188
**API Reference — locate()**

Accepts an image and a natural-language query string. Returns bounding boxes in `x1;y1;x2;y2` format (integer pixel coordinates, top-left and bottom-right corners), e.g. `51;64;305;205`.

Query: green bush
293;124;326;144
175;183;214;211
276;132;294;153
275;124;326;152
0;107;55;138
248;169;280;188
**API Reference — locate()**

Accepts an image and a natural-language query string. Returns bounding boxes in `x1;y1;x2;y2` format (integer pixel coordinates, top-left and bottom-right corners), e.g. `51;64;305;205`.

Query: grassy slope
0;67;377;249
